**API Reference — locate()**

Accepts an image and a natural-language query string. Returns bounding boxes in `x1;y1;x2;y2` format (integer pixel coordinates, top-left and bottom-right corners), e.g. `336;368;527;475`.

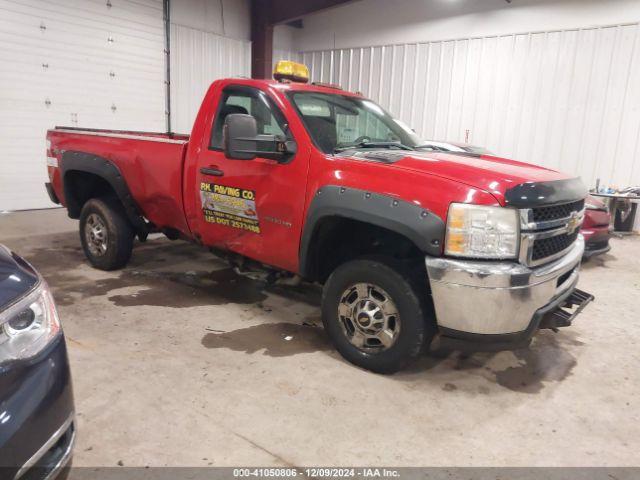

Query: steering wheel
352;135;372;145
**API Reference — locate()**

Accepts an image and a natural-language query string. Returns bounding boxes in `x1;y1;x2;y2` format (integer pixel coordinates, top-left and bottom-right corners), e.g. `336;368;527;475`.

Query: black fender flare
60;151;148;231
298;185;445;278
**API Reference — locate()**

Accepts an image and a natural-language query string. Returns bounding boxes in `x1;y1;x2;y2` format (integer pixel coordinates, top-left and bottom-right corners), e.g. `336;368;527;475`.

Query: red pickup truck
45;62;593;373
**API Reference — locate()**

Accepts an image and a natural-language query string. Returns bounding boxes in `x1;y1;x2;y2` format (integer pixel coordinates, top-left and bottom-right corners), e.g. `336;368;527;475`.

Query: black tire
79;197;134;270
322;258;435;373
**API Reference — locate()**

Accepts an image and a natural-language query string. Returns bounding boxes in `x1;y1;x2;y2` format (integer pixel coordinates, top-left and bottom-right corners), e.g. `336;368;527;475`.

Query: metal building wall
272;48;301;70
301;23;640;189
170;23;251;134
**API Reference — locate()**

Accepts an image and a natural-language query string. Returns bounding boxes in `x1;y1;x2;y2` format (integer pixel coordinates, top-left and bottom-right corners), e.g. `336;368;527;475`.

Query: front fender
299;185;445;277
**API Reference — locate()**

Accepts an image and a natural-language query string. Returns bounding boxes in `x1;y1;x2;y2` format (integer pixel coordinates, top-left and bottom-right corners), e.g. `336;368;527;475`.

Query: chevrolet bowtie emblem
567;212;581;234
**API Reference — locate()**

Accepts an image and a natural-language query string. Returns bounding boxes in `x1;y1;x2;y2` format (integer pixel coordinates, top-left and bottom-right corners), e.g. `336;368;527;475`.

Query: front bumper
425;236;587;349
582;226;611;258
0;334;75;480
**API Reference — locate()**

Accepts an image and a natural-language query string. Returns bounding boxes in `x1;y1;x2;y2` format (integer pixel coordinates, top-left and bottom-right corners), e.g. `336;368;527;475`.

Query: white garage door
0;0;166;211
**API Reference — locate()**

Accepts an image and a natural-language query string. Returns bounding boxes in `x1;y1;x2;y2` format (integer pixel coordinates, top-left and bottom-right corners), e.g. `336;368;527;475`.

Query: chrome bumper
425;236;585;335
14;413;75;480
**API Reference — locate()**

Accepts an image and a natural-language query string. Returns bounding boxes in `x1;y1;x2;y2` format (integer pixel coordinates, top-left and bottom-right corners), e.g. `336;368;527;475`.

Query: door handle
200;166;224;177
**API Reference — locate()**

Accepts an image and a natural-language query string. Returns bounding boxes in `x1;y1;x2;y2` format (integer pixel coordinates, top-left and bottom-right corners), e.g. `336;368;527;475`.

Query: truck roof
219;77;363;97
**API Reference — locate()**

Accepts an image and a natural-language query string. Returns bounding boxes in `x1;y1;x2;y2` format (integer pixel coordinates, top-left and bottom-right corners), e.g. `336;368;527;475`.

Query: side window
291;94;337;153
210;88;290;150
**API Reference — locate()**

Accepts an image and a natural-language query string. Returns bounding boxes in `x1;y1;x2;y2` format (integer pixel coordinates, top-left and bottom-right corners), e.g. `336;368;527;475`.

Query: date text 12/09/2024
233;468;400;478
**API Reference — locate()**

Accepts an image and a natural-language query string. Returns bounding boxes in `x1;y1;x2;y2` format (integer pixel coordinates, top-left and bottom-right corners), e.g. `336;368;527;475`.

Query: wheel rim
337;283;401;352
85;213;108;257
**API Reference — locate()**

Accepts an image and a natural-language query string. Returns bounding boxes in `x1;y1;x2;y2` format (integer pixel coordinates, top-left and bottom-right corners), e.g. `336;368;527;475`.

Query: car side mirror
223;114;258;160
223;113;297;162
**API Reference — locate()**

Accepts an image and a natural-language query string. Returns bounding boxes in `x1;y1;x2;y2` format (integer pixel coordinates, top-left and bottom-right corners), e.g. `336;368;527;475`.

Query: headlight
0;281;61;363
445;203;519;259
585;200;607;212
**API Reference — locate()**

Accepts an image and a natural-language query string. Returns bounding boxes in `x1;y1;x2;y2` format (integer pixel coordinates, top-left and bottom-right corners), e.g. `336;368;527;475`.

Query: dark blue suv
0;245;75;480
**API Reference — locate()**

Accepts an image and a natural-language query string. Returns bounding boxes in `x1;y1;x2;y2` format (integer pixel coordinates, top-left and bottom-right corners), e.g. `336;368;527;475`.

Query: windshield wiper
334;141;415;153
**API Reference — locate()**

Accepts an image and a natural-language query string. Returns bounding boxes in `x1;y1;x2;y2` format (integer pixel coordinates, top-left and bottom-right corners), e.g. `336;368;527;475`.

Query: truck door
187;85;309;273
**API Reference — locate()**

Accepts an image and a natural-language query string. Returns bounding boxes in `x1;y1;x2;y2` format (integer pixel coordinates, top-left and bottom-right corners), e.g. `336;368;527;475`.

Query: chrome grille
532;230;580;261
532;200;585;223
519;200;586;266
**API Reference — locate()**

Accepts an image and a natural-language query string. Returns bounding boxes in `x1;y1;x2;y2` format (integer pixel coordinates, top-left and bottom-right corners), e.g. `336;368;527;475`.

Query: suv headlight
445;203;519;259
0;281;61;363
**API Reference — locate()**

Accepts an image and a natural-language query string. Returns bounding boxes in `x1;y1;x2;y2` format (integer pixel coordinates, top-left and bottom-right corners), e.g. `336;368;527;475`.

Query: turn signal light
274;61;309;83
447;207;466;230
445;232;466;254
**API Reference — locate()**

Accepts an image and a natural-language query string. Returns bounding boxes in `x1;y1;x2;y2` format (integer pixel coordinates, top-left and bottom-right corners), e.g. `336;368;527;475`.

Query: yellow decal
200;182;260;234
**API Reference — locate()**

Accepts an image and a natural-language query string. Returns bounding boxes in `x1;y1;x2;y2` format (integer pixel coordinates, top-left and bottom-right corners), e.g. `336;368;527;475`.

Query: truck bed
51;126;190;143
47;126;192;236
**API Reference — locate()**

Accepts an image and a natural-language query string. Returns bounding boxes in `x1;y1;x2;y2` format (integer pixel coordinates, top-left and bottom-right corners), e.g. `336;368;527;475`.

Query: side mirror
223;113;297;162
223;114;258;160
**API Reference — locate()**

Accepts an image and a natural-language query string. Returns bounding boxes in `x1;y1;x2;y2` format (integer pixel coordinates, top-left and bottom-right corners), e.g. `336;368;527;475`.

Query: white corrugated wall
300;23;640;189
0;0;166;211
272;48;301;70
170;24;250;134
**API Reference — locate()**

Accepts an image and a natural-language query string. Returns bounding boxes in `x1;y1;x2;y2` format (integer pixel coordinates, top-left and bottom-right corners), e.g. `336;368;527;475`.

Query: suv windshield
288;92;421;154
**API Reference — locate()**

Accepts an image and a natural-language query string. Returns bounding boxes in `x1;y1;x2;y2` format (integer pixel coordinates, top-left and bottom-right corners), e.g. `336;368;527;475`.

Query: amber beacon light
273;61;310;83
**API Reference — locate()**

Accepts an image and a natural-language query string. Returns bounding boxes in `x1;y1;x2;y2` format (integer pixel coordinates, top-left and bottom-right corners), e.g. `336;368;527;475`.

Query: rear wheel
79;198;134;270
322;258;434;373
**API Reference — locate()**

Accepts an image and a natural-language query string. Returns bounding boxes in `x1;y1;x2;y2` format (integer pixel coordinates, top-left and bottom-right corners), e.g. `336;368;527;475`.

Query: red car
43;61;594;372
582;195;612;258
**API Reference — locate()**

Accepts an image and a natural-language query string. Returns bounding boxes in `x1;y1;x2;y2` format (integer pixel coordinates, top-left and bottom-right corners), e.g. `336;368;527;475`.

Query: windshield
288;92;422;154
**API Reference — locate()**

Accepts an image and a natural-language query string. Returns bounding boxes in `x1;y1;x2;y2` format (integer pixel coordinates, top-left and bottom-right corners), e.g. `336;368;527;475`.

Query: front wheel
79;198;134;270
322;258;434;373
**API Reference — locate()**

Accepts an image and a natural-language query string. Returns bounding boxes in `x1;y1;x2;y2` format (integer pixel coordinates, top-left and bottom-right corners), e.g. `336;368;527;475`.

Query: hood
347;150;587;206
